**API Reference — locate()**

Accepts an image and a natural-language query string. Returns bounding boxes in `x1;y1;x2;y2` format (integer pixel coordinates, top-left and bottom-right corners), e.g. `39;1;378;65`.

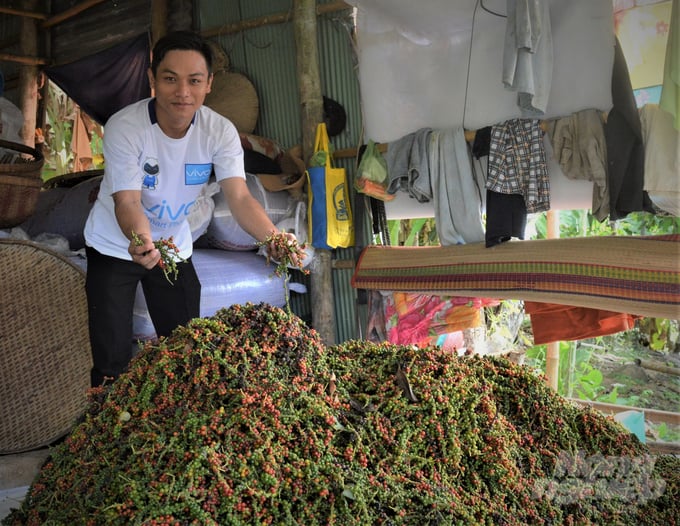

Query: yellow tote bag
306;123;354;249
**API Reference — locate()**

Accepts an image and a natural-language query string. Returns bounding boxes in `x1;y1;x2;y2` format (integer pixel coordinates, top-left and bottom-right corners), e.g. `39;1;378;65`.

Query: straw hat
206;39;230;72
204;71;259;133
255;148;306;198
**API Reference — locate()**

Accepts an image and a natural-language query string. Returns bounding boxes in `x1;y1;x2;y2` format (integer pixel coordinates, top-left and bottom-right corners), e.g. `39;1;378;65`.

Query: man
84;30;300;387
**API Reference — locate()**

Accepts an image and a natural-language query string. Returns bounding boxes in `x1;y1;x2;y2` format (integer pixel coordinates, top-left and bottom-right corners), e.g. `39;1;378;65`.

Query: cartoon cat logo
142;158;160;189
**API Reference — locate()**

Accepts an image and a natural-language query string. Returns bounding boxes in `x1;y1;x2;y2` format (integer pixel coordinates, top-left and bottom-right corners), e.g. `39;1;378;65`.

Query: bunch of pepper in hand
131;231;187;284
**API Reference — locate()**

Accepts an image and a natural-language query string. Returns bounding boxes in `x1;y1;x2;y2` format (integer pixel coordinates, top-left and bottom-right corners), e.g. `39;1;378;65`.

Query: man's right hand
128;233;161;269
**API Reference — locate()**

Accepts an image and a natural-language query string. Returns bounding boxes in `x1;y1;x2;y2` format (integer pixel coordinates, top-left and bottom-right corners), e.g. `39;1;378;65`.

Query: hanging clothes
660;0;679;130
546;109;609;221
383;127;485;244
502;0;553;115
525;301;640;345
604;37;655;220
485;190;527;247
639;103;680;216
429;128;485;245
487;118;550;213
384;127;432;203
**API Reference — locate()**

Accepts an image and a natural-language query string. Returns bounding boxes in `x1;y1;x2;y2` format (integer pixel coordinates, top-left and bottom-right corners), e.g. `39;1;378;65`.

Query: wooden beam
202;1;352;38
569;398;680;426
42;0;108;29
646;441;680;455
635;358;680;377
0;52;48;66
0;7;47;20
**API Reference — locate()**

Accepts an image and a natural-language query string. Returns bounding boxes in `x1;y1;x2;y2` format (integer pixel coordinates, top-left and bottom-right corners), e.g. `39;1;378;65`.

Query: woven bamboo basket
0;139;45;229
0;239;92;454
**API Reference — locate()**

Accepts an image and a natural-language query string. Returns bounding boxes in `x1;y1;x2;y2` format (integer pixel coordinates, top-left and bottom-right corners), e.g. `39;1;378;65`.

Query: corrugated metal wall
196;0;363;342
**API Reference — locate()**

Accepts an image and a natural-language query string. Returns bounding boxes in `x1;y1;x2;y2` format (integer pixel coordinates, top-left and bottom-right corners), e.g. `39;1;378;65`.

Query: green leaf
341;488;355;500
579;367;603;388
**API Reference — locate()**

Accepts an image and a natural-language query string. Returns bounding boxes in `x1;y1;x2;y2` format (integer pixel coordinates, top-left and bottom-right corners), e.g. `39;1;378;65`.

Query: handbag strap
313;123;332;168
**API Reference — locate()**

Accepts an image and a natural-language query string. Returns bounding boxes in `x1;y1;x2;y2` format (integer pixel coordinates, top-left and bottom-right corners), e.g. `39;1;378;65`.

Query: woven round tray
204;71;259;133
0;139;45;228
0;239;92;454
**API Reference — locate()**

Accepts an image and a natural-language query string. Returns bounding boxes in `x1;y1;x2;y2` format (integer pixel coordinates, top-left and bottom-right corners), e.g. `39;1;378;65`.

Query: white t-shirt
84;98;245;260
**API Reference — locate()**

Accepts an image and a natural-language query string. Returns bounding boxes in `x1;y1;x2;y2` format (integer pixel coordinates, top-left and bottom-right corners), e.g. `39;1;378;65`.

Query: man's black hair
150;30;213;76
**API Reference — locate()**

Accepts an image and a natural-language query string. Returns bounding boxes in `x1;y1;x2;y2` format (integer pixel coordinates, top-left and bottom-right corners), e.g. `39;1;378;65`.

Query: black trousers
85;246;201;386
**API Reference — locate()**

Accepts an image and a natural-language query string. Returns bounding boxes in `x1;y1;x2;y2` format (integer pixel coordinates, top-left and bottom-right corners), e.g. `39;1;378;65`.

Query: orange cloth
355;177;395;201
524;301;640;345
71;109;93;172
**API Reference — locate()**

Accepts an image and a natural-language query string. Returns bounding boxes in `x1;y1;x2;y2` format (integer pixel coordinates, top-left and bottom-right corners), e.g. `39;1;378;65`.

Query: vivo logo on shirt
145;199;195;221
185;163;212;185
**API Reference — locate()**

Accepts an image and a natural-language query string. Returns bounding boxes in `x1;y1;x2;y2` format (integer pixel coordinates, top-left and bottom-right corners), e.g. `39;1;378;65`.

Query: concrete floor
0;448;51;522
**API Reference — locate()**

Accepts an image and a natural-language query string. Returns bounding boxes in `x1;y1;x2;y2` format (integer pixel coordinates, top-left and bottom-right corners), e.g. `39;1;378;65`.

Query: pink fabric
383;292;498;351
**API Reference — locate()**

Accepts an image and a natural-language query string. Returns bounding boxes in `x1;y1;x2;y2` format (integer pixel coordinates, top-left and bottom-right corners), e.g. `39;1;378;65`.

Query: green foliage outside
40;82;104;182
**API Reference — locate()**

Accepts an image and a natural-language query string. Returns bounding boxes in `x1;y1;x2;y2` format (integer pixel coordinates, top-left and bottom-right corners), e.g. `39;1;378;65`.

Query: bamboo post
18;0;39;147
201;1;350;38
293;0;335;344
544;210;560;390
151;0;168;44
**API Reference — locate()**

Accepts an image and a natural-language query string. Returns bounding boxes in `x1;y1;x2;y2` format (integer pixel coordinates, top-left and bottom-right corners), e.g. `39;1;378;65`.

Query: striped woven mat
351;235;680;319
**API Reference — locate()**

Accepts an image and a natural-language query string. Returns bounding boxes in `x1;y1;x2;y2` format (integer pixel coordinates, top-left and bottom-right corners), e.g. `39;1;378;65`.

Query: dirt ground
592;341;680;413
587;333;680;443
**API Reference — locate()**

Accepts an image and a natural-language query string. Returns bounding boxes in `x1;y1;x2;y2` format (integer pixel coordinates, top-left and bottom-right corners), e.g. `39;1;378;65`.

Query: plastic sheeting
44;33;151;125
347;0;616;215
133;249;289;341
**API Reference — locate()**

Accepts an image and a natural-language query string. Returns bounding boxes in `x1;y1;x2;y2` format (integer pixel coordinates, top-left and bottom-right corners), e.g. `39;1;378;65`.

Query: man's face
148;49;213;134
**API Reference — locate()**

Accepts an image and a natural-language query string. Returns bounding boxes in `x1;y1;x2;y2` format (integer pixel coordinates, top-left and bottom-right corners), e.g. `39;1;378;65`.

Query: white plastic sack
188;182;220;241
206;173;293;251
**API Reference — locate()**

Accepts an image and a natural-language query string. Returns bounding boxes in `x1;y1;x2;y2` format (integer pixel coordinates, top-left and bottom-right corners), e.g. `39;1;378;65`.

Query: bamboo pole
42;0;108;29
0;7;46;20
333;122;549;159
18;0;39;148
202;1;351;38
0;53;47;66
544;210;560;391
293;0;335;345
0;0;108;31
